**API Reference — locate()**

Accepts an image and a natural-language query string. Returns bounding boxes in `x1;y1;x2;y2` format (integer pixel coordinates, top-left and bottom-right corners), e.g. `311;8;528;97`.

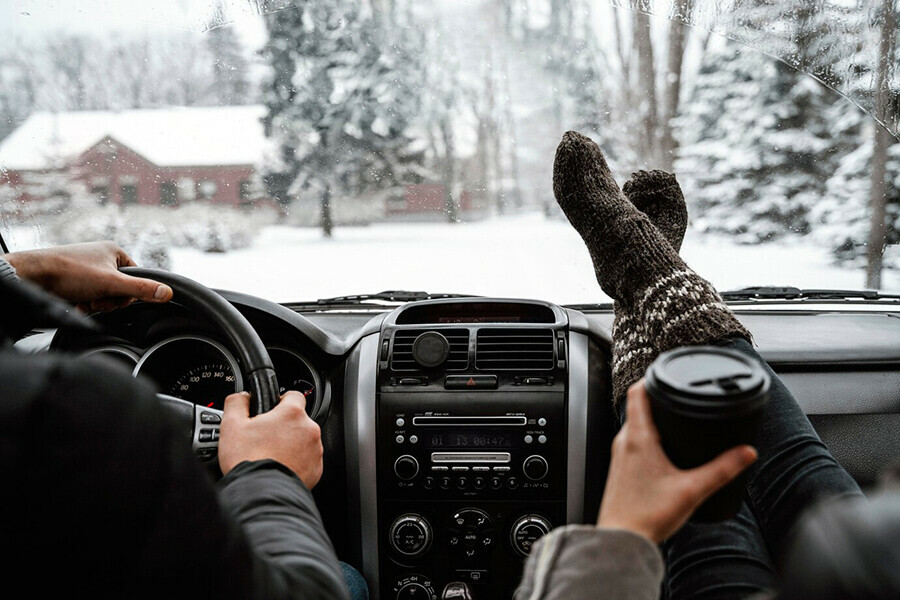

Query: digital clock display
428;432;514;448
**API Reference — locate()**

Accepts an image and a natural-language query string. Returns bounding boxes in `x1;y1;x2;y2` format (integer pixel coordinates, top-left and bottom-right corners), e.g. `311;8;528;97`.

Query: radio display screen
427;431;515;448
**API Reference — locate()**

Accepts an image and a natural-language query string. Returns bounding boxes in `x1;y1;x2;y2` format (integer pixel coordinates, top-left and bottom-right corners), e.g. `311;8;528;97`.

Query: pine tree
675;35;845;243
206;26;251;105
260;1;425;236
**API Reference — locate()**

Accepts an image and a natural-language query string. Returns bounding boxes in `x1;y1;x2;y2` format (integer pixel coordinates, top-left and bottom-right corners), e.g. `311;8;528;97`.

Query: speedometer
170;362;238;409
134;336;243;408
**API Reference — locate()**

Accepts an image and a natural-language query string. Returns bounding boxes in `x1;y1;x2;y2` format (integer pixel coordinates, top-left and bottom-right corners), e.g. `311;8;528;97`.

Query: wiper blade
313;290;477;305
720;287;900;301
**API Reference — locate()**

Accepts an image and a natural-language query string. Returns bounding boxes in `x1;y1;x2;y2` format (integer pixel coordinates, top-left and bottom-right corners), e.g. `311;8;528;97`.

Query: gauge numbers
170;362;237;410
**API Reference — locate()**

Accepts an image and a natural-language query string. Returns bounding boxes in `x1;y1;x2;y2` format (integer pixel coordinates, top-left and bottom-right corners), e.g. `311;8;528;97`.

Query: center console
372;300;573;599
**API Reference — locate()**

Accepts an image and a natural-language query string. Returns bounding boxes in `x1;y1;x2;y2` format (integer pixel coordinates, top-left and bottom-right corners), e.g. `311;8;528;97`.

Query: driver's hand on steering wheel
4;240;174;312
219;390;324;490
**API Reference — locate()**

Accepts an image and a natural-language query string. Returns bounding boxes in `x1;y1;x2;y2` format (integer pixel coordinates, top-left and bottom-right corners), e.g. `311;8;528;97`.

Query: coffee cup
645;346;770;521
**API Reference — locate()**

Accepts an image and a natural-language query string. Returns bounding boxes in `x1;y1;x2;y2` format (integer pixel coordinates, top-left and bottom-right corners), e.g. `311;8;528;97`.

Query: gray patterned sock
553;131;751;406
613;170;687;406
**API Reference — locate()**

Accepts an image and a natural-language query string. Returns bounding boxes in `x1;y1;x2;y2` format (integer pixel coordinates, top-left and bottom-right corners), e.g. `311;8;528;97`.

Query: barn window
199;180;218;199
91;185;109;205
120;184;138;206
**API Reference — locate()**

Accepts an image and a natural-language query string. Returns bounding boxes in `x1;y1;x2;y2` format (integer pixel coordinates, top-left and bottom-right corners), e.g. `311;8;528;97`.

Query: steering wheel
120;267;280;459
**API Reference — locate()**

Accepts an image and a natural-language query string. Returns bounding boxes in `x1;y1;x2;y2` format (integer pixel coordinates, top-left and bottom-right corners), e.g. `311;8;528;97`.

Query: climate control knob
390;514;433;558
523;455;549;480
394;455;419;480
511;514;552;557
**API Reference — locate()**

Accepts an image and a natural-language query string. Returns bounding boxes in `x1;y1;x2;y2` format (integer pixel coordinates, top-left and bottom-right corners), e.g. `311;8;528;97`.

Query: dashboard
31;291;900;600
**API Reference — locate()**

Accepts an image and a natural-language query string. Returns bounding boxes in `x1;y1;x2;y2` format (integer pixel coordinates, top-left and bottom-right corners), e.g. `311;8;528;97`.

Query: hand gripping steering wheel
120;267;280;458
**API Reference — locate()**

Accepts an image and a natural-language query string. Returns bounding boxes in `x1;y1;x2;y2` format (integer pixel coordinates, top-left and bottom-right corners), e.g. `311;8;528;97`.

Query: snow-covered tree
261;1;426;236
206;26;251;106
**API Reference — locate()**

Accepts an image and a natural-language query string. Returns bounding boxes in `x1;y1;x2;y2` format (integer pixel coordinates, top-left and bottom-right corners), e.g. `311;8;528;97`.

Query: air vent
391;329;469;371
475;328;556;371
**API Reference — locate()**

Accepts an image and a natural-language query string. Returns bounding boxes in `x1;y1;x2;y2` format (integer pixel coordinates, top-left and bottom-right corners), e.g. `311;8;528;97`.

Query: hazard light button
444;375;498;390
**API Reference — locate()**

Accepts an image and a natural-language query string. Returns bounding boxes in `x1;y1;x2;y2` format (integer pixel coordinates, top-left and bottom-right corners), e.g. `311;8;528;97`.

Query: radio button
409;435;418;444
440;476;452;490
524;435;533;444
452;466;469;472
395;435;405;444
506;477;520;489
471;466;490;472
423;477;435;489
431;465;449;472
489;477;502;490
492;466;510;472
394;455;419;480
538;417;547;426
473;477;486;490
395;418;405;427
456;476;469;489
538;435;547;444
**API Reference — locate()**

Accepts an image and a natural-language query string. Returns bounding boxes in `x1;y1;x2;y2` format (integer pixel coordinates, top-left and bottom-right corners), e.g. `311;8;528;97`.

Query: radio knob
394;455;419;480
523;455;549;480
390;514;433;558
511;515;552;557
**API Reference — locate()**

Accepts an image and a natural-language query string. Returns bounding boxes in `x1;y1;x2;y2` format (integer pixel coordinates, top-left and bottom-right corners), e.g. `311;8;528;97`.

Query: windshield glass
1;0;898;303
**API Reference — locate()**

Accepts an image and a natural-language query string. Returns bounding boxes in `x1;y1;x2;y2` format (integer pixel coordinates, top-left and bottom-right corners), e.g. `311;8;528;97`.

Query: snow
0;105;267;170
149;214;900;304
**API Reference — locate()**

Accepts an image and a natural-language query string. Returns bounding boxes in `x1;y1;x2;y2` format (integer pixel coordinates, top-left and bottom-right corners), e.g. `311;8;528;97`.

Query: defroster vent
391;329;469;371
475;328;555;371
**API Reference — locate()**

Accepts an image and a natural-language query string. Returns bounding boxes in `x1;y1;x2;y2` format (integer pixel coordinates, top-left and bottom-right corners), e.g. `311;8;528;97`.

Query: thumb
223;392;251;421
687;445;758;502
108;272;173;303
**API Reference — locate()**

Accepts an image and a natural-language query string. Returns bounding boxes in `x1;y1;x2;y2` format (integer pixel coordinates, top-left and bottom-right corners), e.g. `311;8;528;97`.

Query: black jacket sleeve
0;351;349;600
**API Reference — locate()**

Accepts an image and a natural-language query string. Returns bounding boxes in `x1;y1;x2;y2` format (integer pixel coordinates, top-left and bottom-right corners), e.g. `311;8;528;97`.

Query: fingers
624;380;656;436
279;390;308;413
687;445;758;502
106;272;173;303
223;391;251;420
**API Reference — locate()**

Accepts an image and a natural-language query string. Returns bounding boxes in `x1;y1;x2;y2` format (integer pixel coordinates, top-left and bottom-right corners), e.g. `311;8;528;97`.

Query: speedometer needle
207;402;215;408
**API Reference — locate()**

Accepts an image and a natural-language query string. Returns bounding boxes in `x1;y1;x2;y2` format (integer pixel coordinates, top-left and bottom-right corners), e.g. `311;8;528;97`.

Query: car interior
16;280;900;599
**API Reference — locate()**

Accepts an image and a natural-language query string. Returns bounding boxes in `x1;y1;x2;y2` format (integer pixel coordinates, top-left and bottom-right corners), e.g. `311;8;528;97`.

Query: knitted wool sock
612;170;688;406
553;131;751;405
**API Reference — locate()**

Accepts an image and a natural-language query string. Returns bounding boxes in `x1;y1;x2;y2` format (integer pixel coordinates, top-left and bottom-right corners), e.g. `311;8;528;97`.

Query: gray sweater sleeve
0;257;18;281
515;526;664;600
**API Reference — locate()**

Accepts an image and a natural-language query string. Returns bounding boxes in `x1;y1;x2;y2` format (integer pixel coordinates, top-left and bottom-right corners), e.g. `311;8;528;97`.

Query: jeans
341;562;370;600
661;336;863;600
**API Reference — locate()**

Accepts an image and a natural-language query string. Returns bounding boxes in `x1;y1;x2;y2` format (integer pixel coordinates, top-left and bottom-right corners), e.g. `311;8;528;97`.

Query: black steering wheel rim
120;267;280;416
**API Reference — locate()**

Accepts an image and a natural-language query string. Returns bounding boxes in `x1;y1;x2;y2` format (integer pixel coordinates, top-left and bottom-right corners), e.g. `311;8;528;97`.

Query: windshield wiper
720;287;900;302
309;290;477;306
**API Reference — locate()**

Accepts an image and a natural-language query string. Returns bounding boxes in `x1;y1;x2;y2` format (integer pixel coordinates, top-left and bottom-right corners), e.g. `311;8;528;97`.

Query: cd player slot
431;452;511;463
412;416;527;426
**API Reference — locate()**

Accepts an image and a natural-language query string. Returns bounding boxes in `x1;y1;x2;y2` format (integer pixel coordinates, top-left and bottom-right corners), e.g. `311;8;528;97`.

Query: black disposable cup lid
645;346;770;419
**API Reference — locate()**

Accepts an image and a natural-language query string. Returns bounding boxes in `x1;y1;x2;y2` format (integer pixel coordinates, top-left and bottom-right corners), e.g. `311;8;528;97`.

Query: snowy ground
150;214;900;305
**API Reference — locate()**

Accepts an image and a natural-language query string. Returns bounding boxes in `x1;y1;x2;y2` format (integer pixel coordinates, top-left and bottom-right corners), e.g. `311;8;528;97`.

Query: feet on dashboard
552;131;751;406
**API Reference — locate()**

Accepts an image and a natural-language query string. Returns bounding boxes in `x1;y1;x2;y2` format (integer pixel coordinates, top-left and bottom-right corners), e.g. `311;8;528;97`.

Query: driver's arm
1;352;349;600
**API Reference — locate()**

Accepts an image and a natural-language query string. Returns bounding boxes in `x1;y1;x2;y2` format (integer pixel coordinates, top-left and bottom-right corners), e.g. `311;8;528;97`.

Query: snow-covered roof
0;105;267;170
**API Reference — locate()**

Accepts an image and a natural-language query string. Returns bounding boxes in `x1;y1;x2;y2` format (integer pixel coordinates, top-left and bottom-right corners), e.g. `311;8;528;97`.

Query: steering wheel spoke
156;393;224;461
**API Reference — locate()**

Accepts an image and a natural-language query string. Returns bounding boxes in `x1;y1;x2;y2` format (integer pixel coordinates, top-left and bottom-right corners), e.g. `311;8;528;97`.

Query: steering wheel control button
394;455;419;481
196;448;217;460
200;411;221;424
412;332;450;368
199;429;214;442
523;455;549;481
389;514;433;558
511;515;552;557
444;375;498;390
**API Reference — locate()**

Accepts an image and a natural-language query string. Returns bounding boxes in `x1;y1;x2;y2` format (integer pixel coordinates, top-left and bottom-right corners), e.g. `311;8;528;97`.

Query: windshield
1;0;898;303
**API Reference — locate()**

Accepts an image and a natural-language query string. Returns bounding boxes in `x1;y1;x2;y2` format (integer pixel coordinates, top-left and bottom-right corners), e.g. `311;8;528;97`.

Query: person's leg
663;501;779;600
340;562;370;600
714;336;864;566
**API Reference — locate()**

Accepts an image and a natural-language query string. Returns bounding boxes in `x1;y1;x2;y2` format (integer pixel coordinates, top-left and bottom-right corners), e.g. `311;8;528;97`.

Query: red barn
0;105;268;207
